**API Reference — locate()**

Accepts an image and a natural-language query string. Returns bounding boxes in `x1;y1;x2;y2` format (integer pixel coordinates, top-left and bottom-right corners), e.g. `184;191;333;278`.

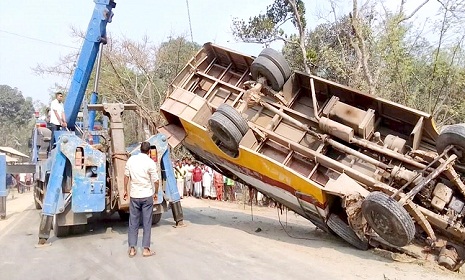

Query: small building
0;147;29;163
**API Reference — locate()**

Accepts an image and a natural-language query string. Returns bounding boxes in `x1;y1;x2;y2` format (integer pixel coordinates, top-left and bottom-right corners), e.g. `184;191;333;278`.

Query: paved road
0;193;462;280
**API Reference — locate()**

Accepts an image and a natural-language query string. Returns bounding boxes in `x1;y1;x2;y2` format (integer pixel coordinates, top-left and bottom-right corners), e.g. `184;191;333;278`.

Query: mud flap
325;174;370;241
57;203;87;226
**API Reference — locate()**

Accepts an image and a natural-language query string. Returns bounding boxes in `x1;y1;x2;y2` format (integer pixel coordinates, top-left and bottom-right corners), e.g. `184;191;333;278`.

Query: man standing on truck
123;141;158;258
50;92;67;130
49;92;67;151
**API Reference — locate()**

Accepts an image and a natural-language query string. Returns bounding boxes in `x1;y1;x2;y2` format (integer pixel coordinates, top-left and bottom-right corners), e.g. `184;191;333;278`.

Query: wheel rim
211;121;235;148
362;192;415;247
251;56;285;91
366;208;404;241
208;112;242;151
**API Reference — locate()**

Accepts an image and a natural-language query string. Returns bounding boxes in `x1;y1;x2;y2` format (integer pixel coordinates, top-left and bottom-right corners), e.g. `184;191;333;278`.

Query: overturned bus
159;42;465;270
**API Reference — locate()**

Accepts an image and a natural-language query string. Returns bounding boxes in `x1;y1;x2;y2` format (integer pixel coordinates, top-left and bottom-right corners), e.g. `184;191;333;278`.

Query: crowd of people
172;158;268;206
5;173;32;195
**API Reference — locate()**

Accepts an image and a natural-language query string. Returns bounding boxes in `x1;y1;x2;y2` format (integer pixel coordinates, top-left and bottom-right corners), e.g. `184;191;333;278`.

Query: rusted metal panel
157;124;186;148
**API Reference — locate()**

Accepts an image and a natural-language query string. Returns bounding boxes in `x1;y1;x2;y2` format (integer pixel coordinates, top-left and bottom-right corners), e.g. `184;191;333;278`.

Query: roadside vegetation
232;0;465;127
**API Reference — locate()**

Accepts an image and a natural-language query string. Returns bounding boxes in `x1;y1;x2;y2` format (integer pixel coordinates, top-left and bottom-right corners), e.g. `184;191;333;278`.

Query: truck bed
160;43;465;270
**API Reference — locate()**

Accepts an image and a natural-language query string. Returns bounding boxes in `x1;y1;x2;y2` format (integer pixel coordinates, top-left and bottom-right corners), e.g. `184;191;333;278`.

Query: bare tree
34;29;199;143
232;0;310;73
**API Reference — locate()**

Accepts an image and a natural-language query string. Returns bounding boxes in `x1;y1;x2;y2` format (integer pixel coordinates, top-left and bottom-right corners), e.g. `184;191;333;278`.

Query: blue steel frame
0;154;6;197
42;0;115;217
130;134;181;204
64;0;115;129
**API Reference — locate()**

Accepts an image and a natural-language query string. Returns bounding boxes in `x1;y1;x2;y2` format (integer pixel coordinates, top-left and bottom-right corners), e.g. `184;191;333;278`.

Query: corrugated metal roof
0;147;29;158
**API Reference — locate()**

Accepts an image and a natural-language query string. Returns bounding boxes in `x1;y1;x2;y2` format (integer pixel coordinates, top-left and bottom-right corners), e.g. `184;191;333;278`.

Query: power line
185;0;194;43
0;29;79;49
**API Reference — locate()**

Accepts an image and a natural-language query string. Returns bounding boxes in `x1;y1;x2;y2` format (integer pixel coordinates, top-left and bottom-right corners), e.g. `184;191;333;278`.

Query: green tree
232;0;310;73
0;85;34;125
0;85;35;155
232;0;465;126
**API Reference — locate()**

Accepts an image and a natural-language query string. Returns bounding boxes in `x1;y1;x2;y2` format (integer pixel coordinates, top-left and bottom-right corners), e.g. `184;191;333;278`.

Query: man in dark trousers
123;141;159;258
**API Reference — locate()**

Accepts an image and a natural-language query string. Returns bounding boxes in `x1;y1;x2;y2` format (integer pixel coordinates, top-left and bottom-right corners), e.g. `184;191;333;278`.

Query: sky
0;0;439;107
0;0;286;106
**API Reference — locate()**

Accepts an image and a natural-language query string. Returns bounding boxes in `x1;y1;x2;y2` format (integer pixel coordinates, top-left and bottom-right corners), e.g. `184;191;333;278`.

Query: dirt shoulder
0;190;34;232
180;196;464;279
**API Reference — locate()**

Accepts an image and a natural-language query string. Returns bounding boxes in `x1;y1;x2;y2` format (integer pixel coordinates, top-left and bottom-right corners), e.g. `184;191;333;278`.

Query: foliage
283;16;359;83
233;0;465;126
232;0;306;46
0;85;34;125
0;85;35;154
232;0;310;72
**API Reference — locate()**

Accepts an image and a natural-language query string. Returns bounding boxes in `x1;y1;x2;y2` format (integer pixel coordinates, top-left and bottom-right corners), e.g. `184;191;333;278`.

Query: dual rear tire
251;48;291;91
209;104;249;153
209;48;291;151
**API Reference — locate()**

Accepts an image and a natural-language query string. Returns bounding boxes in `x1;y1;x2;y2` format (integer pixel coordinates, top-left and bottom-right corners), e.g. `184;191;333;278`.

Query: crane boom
64;0;116;129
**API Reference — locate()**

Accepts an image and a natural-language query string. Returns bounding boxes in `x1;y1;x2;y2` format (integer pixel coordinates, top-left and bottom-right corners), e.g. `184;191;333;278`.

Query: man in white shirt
183;159;194;196
202;165;212;198
50;92;67;130
123;141;159;258
49;92;67;151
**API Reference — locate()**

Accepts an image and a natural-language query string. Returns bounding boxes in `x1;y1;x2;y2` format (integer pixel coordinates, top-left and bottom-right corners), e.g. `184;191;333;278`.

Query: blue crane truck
33;0;184;245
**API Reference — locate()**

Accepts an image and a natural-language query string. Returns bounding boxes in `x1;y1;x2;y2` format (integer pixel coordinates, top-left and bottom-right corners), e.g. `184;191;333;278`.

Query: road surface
0;191;462;280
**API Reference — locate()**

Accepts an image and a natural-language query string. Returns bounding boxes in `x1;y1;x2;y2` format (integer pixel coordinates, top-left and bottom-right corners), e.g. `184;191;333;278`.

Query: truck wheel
70;224;86;235
216;103;249;135
437;124;465;162
327;214;369;250
53;216;70;237
152;213;162;225
251;56;285;91
33;183;42;210
362;192;415;247
208;112;243;151
258;48;292;81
